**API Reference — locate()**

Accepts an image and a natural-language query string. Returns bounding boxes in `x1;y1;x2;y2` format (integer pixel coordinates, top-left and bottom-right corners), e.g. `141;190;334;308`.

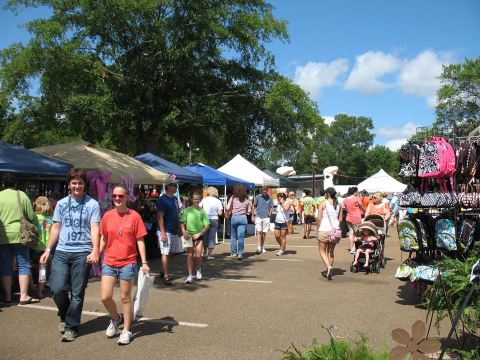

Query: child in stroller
350;221;381;273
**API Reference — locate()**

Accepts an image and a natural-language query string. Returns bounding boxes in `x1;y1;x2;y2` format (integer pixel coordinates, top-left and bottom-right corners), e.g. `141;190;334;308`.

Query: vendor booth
218;154;280;187
262;168;298;189
357;169;407;193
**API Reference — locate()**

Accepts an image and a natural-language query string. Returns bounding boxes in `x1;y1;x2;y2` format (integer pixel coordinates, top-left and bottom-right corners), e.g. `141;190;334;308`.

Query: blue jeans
230;215;247;255
50;250;91;333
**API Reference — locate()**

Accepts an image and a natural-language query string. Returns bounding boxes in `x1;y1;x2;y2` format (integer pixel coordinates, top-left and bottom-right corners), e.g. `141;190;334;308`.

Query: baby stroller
364;214;386;267
350;220;384;274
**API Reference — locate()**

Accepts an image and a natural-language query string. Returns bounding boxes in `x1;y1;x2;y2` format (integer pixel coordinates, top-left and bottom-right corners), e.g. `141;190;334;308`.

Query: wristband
142;262;148;264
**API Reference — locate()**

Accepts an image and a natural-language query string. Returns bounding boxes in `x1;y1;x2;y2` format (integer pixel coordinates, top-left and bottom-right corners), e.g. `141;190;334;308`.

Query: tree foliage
1;0;322;166
435;57;480;136
365;145;399;177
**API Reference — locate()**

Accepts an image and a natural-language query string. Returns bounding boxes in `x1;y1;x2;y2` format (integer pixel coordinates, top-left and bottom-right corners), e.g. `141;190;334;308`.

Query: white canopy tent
218;154;280;187
357;169;407;193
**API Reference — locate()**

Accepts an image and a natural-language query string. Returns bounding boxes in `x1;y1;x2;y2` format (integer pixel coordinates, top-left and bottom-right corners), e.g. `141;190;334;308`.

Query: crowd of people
0;168;398;345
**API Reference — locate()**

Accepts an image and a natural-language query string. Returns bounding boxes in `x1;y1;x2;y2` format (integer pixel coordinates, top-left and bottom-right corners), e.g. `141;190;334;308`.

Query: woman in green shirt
180;192;210;284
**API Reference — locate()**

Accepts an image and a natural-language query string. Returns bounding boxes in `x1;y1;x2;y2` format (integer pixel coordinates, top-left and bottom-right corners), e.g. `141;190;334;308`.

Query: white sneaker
256;247;262;254
276;250;284;256
106;314;123;338
261;248;267;254
207;256;215;260
118;330;133;345
186;275;194;283
196;269;202;280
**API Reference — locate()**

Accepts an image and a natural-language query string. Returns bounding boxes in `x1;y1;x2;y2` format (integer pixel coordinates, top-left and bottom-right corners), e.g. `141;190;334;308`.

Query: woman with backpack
316;188;342;280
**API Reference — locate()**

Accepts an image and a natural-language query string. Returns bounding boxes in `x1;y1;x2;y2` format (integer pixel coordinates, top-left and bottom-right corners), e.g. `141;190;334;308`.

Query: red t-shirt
343;196;362;224
101;209;147;267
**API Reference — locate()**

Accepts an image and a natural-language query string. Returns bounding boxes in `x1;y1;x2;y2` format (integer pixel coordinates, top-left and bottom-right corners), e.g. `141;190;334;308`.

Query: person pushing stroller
352;222;379;269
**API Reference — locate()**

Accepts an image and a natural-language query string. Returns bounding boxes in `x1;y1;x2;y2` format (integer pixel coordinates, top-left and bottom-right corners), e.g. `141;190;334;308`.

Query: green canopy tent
262;169;298;189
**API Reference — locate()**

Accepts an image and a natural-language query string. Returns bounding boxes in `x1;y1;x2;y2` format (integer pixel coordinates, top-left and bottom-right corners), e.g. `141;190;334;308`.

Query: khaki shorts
347;221;359;235
255;217;270;233
318;231;331;243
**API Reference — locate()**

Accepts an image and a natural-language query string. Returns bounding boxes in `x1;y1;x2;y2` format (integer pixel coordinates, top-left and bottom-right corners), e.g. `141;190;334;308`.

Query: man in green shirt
299;189;316;239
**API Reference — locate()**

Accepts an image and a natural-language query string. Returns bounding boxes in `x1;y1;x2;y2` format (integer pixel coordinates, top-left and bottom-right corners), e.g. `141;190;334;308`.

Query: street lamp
311;151;318;197
187;142;199;164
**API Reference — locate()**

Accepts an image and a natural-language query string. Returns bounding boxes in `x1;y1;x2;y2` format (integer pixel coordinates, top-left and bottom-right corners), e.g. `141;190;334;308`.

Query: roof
33;140;168;184
185;163;255;189
217;154;279;187
357;169;407;193
135;153;203;184
0;141;72;176
262;169;298;188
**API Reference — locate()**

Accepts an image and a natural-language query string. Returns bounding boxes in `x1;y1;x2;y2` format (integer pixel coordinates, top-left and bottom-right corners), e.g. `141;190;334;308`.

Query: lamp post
311;151;318;197
187;142;199;164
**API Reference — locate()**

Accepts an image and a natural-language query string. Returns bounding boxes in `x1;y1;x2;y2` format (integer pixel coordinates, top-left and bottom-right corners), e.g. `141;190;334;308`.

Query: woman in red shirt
341;187;365;254
100;185;149;345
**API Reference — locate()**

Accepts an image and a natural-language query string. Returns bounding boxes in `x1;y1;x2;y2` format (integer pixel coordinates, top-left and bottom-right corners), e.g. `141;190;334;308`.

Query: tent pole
223;185;226;242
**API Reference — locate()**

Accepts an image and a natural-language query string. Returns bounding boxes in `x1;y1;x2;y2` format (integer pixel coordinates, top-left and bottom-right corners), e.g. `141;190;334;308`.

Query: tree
365;145;399;177
435;57;480;136
1;0;292;166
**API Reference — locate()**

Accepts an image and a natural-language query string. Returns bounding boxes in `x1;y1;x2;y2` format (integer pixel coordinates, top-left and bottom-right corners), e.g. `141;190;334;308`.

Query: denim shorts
274;222;288;231
0;244;31;276
102;263;137;280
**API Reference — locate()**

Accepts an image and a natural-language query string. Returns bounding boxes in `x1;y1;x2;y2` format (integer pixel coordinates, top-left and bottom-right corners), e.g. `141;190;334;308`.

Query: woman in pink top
364;192;391;221
341;187;365;254
226;185;252;260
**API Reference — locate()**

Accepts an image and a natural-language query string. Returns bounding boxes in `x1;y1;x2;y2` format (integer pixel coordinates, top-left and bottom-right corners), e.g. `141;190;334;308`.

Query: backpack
458;217;478;254
398;215;427;252
418;137;456;191
398;142;420;177
434;215;457;251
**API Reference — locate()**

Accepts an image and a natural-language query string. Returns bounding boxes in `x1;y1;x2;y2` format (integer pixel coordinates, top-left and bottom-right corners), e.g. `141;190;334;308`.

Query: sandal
19;297;40;305
163;277;172;286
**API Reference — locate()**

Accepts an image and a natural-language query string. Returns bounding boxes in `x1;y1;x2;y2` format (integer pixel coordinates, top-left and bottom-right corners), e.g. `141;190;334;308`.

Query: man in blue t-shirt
40;168;101;342
251;187;273;254
156;177;180;285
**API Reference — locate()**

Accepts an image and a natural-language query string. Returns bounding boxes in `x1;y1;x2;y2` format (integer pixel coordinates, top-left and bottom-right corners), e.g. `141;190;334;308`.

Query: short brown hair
66;168;87;184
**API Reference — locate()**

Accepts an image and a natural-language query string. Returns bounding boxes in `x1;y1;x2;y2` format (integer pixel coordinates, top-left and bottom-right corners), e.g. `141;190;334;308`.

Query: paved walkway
0;225;439;360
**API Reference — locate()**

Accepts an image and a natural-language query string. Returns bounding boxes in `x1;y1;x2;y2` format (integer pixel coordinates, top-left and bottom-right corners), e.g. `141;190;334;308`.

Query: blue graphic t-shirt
156;194;179;235
53;195;101;253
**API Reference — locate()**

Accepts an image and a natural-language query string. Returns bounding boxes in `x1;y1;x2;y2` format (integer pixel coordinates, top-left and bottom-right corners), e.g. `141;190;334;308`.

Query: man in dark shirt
156;177;180;285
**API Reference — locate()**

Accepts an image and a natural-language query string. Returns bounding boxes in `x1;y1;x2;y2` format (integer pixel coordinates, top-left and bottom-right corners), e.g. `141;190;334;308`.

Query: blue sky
1;1;479;150
268;0;480;149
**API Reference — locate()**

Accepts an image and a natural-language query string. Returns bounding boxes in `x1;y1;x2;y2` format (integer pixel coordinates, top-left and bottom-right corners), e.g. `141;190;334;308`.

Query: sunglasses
111;194;126;199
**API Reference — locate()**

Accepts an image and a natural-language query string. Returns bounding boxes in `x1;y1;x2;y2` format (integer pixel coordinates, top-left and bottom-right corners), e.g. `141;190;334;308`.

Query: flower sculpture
389;320;441;360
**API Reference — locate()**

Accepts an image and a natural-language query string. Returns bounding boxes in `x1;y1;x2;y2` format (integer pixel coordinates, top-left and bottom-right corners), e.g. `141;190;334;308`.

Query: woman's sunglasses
111;194;125;199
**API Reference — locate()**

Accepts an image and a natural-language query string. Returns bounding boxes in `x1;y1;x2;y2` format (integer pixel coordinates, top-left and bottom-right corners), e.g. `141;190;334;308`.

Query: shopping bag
133;269;155;320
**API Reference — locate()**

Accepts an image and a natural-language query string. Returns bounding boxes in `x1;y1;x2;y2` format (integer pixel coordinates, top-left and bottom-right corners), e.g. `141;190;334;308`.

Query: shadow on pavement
395;283;426;308
131;316;179;337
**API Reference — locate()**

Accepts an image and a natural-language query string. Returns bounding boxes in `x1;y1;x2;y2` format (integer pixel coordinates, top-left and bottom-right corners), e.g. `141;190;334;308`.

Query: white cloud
323;115;335;125
378;121;419;139
344;51;403;94
385;138;408;151
398;50;453;107
293;59;349;98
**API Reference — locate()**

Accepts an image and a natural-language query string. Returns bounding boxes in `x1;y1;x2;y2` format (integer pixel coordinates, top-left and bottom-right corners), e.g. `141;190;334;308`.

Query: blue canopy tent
135;153;203;184
0;141;72;176
185;163;255;241
185;163;255;189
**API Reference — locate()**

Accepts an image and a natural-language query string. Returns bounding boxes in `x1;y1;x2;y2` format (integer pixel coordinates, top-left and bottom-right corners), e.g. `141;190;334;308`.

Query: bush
280;329;388;360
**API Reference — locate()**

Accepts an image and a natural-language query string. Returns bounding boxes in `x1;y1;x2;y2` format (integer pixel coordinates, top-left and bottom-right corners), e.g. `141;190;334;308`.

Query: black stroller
350;218;385;274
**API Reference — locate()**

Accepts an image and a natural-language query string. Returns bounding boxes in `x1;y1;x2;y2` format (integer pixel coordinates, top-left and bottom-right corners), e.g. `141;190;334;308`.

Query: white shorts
255;217;270;233
157;231;180;255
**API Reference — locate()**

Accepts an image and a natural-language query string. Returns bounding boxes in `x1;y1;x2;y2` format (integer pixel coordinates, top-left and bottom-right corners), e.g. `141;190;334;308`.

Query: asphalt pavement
0;225;441;360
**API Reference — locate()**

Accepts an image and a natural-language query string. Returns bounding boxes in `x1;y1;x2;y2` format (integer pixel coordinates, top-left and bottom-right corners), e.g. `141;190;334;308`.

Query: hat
357;221;378;237
164;177;178;187
289;191;295;196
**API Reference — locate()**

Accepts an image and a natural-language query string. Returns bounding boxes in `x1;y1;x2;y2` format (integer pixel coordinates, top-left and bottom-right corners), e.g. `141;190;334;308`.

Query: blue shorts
102;263;137;280
274;222;288;231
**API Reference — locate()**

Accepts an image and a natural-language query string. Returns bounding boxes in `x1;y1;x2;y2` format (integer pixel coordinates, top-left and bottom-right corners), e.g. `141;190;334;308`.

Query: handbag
325;203;341;243
133;269;155;320
16;191;40;249
224;198;232;219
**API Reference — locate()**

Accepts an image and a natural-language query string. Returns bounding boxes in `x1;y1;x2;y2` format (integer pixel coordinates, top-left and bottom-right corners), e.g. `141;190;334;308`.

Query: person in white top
316;187;342;280
199;187;223;259
274;193;291;256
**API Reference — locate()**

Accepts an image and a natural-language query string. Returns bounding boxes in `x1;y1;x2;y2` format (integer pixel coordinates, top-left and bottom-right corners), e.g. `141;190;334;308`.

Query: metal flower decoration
389;320;441;360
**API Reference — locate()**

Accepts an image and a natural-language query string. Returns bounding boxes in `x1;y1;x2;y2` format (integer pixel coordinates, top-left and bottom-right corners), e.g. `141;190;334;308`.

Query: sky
1;1;479;150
